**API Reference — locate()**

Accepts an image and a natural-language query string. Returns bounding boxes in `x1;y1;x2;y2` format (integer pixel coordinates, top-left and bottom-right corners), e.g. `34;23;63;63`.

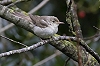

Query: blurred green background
0;0;100;66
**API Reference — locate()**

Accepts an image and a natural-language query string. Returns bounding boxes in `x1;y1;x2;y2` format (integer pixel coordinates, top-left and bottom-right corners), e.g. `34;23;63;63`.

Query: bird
12;12;64;39
29;14;64;39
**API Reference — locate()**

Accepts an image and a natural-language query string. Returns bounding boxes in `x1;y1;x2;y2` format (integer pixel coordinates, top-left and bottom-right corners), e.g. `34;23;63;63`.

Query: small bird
29;14;64;39
12;12;64;39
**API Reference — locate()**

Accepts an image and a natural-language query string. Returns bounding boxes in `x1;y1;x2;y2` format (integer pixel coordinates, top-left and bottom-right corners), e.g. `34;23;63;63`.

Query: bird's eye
52;21;55;23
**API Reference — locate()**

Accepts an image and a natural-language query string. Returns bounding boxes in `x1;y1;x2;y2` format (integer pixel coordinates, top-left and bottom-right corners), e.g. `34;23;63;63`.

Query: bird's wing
12;11;31;21
29;14;49;28
38;18;48;28
29;14;39;24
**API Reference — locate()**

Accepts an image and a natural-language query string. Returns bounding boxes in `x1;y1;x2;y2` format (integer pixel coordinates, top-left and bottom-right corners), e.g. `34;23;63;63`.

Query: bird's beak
56;22;64;24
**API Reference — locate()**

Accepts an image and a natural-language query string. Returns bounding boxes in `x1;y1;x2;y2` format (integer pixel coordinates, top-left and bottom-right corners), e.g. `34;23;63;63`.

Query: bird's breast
33;26;58;38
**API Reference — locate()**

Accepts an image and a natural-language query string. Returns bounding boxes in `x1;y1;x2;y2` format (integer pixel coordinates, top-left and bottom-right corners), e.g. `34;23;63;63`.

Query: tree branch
0;23;14;34
33;50;62;66
28;0;49;14
0;4;34;34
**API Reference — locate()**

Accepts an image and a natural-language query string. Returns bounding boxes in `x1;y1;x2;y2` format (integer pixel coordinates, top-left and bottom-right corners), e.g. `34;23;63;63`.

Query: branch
66;0;76;36
0;4;34;34
0;0;12;5
33;50;62;66
70;0;83;38
0;39;49;57
28;0;49;14
0;35;99;65
66;0;83;65
0;35;28;47
0;23;14;34
0;0;30;5
66;0;100;64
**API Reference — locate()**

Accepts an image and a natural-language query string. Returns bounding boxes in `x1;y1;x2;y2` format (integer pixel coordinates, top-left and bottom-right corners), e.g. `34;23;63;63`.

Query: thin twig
7;1;21;7
0;35;28;47
33;50;62;66
28;0;49;14
0;39;49;57
85;34;100;44
93;26;100;31
84;27;100;44
84;34;100;40
0;23;14;34
64;58;70;66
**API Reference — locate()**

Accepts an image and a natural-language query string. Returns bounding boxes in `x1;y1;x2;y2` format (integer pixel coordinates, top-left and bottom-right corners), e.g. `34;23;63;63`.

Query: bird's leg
51;36;56;42
38;37;44;42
